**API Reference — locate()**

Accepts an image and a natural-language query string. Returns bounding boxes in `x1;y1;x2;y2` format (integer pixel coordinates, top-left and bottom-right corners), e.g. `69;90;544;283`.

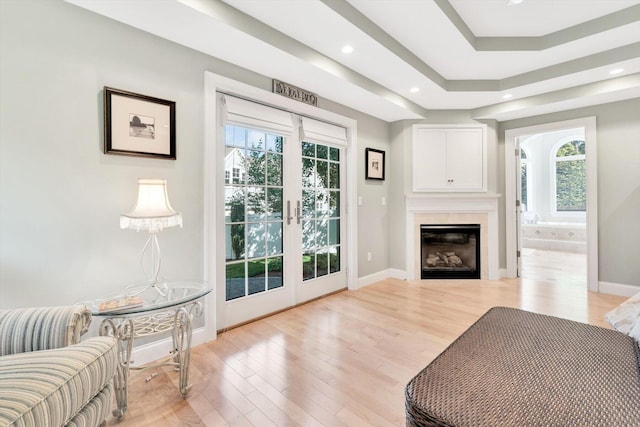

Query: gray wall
0;0;391;308
499;98;640;287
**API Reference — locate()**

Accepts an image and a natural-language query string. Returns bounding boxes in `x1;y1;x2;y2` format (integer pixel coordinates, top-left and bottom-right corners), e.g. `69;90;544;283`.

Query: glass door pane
301;141;342;282
224;125;284;301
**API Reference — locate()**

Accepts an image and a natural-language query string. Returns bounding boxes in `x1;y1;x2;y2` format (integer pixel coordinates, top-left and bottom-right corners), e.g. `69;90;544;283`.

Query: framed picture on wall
365;148;385;180
104;87;176;159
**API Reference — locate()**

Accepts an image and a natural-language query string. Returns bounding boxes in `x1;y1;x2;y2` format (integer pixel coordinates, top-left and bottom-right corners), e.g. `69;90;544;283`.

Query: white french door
297;120;347;303
217;94;347;328
515;138;524;277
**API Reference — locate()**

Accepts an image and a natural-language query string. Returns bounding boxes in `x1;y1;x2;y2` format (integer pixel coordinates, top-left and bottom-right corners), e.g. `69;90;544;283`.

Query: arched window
554;140;585;212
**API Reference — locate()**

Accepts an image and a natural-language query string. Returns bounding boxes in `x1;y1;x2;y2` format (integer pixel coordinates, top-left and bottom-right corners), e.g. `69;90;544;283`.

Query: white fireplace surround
405;194;500;281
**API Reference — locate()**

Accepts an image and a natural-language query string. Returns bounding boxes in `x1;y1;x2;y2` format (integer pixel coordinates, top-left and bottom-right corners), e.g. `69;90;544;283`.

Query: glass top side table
87;281;212;419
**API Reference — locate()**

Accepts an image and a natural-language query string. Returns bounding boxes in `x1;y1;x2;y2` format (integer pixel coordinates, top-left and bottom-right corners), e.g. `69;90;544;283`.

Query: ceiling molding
322;0;639;93
498;43;640;91
449;43;640;92
471;73;640;120
320;0;447;88
63;0;640;122
432;0;480;49
192;0;640;118
181;0;431;118
436;0;640;52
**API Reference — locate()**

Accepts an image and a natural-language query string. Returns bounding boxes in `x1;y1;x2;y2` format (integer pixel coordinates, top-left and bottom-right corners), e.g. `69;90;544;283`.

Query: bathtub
521;221;586;253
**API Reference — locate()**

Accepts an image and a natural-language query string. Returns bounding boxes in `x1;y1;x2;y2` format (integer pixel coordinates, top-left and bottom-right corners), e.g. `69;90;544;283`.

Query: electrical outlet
367;252;372;261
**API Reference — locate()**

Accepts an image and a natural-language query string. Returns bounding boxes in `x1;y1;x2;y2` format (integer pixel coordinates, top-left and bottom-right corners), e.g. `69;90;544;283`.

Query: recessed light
503;93;513;99
609;68;624;75
342;45;354;54
410;87;420;93
507;0;524;4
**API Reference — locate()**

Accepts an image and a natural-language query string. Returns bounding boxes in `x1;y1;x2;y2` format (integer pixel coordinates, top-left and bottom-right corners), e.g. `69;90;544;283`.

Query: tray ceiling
66;0;640;122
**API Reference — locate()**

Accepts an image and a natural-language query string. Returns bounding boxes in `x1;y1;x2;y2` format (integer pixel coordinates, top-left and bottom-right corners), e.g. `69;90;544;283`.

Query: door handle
286;200;293;225
296;200;302;224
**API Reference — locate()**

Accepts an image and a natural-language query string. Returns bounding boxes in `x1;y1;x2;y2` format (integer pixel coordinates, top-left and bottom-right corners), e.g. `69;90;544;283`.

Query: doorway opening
505;117;598;292
518;129;587;287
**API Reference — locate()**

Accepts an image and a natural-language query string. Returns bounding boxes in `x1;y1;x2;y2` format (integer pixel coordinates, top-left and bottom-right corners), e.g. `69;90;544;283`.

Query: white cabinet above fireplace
412;124;487;192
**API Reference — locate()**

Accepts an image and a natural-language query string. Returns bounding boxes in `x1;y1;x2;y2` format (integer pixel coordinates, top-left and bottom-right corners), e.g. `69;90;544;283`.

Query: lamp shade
120;179;182;232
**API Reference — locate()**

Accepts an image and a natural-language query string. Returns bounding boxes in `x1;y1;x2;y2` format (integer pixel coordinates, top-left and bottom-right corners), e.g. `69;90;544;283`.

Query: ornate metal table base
99;301;202;419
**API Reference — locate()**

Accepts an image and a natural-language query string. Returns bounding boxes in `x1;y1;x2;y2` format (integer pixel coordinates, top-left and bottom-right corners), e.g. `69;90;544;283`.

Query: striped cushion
0;336;117;427
66;383;113;427
0;306;92;355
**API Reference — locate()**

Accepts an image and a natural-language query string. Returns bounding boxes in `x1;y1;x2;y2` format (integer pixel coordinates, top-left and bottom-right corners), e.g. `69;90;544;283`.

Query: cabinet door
412;125;486;192
413;129;448;191
447;129;484;190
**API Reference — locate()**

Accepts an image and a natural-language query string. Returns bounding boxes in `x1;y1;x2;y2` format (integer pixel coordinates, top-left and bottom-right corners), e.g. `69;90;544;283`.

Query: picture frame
104;87;176;159
365;148;385;180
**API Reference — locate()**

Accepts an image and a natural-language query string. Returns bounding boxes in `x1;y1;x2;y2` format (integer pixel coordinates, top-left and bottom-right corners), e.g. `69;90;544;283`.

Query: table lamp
120;178;182;295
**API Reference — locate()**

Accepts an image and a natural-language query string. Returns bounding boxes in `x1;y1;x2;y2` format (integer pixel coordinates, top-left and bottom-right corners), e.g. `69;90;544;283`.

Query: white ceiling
66;0;640;122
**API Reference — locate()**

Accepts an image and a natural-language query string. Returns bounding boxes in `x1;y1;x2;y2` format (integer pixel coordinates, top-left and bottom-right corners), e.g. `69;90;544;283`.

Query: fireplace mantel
405;194;500;280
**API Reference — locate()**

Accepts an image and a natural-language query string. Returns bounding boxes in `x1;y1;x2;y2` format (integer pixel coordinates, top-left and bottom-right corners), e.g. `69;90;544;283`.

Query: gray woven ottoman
405;307;640;427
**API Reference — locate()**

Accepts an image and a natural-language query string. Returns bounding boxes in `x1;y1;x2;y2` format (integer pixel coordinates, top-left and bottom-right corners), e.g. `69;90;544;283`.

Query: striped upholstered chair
0;305;118;427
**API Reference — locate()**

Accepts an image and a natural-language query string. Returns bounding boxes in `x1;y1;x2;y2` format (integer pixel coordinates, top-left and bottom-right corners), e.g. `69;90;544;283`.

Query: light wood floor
109;276;625;427
521;248;587;287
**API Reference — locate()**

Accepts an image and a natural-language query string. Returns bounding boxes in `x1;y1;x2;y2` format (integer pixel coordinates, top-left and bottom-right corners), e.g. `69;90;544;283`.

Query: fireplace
406;195;499;281
420;224;480;279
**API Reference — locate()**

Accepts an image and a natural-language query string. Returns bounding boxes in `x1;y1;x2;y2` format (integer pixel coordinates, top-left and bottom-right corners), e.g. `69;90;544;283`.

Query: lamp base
125;281;169;298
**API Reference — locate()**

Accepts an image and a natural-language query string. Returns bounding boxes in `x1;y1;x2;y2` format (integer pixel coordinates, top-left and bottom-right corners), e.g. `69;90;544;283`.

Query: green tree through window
301;141;341;281
224;125;284;301
555;140;586;212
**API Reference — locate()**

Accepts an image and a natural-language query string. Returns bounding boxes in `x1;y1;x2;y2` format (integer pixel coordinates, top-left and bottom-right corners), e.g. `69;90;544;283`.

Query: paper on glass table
97;296;144;313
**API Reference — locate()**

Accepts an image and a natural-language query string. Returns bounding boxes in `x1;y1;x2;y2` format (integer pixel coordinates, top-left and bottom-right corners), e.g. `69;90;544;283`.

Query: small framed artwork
365;148;385;180
104;87;176;159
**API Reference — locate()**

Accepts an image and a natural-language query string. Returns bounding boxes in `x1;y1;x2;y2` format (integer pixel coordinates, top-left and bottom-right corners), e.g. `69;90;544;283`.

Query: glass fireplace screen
420;224;480;279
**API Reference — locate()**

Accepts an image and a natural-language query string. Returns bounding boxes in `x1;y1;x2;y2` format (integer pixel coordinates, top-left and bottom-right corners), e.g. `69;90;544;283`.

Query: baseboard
358;269;389;288
599;281;640;297
130;326;210;366
358;267;515;285
357;268;408;288
388;268;407;280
